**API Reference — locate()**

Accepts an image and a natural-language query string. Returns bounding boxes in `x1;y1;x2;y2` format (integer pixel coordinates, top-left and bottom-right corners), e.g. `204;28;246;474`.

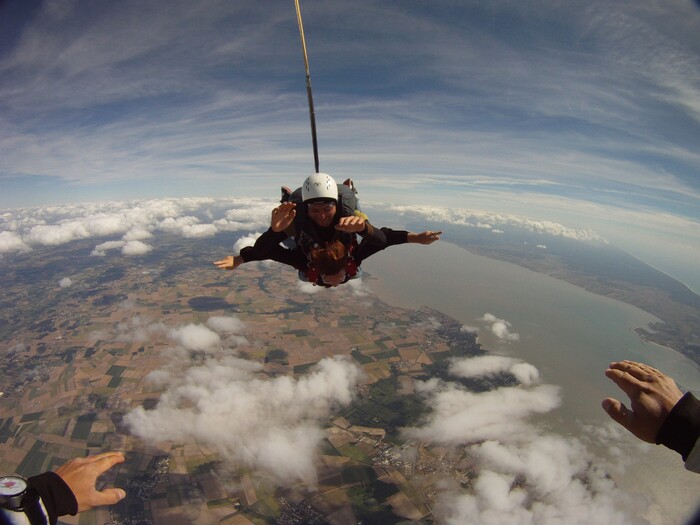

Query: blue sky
1;0;699;287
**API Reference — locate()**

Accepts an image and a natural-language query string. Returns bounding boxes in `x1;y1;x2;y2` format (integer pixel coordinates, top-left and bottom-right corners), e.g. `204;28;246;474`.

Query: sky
0;0;699;286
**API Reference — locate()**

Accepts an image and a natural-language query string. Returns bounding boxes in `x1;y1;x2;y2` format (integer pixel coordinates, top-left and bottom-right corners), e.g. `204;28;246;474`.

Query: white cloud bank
388;205;605;242
125;354;362;487
404;356;647;525
0;198;608;260
119;316;362;487
0;197;273;255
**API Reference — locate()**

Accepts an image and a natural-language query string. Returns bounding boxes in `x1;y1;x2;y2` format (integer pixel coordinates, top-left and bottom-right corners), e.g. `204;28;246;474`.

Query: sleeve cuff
27;471;78;522
656;392;700;461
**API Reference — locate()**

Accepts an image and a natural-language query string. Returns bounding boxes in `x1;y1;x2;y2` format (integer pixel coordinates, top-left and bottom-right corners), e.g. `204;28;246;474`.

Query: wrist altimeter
0;476;47;525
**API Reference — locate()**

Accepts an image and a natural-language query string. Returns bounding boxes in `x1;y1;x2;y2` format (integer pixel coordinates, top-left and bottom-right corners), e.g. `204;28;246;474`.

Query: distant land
1;218;699;523
0;233;486;525
399;217;700;367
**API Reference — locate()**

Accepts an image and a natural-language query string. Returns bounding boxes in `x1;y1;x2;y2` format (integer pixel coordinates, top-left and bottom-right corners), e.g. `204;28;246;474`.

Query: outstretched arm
602;360;683;443
213;203;296;270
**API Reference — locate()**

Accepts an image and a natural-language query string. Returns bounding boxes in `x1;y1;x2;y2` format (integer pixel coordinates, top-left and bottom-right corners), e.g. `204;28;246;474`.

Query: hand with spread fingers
271;202;297;232
55;452;127;512
602;360;683;443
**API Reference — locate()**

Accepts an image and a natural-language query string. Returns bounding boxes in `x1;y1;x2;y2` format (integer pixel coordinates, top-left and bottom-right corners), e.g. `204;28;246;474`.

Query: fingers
213;257;233;269
271;203;296;232
604;363;648;396
423;231;442;243
608;360;660;381
272;202;296;216
89;451;126;474
335;216;364;231
86;453;127;506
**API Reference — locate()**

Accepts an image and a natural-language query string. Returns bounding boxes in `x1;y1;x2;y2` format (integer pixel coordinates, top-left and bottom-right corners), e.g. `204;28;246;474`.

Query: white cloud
509;362;540;386
182;223;218;238
206;316;245;334
91;240;125;256
114;316;168;344
407;380;560;445
388;205;605;242
460;325;479;335
480;313;520;342
26;221;90;245
0;231;31;253
405;374;647;524
437;438;644;525
121;240;153;256
0;198;277;260
450;356;540;386
158;216;200;234
168;324;221;353
58;277;73;288
232;232;262;254
122;227;153;241
124;355;362;487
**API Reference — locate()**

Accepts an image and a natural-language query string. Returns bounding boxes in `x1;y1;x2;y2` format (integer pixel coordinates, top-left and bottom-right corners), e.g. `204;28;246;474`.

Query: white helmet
302;172;338;203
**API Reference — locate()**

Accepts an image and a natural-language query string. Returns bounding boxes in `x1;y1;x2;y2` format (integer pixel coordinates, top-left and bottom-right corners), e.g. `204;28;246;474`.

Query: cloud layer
120;316;362;486
388;205;604;242
0;197;272;255
0;198;604;263
405;356;647;524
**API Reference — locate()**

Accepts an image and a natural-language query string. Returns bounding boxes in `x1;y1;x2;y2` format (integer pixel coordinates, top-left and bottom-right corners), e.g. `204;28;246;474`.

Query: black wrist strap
656;392;700;461
27;473;77;524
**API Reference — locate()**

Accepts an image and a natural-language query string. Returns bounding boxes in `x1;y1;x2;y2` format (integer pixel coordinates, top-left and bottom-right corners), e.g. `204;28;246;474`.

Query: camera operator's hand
55;452;126;512
602;360;683;443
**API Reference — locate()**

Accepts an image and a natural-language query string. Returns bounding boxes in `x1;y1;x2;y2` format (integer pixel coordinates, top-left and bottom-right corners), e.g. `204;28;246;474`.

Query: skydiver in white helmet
213;173;441;287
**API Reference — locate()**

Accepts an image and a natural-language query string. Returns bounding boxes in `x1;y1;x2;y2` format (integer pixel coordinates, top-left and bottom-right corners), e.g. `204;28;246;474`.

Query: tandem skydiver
213;173;441;287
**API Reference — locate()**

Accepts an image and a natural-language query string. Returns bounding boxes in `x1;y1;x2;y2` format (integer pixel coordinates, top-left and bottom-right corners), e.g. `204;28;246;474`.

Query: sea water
363;241;700;524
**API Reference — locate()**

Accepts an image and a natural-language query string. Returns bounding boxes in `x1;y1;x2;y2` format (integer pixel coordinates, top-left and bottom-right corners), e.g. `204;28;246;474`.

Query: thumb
96;488;126;506
602;397;631;427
